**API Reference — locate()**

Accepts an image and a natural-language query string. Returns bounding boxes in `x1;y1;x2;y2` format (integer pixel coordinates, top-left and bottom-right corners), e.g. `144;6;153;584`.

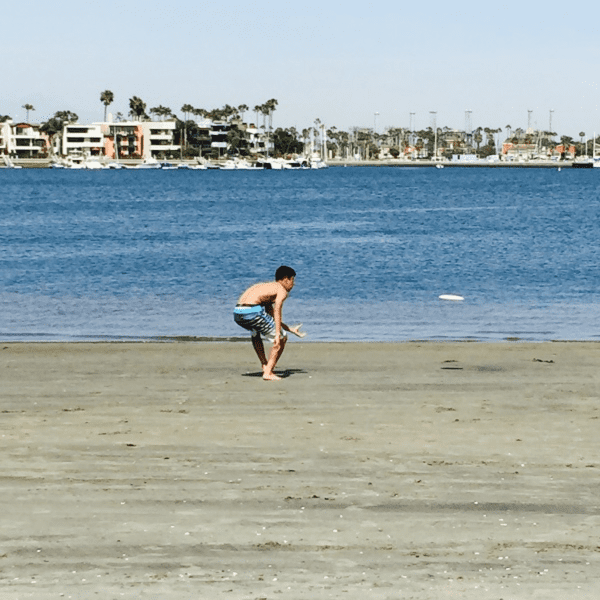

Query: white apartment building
140;121;179;159
0;121;48;158
62;124;105;157
60;118;180;160
2;116;266;161
243;124;269;154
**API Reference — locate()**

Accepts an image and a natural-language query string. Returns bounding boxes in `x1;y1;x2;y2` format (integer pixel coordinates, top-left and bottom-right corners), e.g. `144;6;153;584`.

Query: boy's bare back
237;281;288;306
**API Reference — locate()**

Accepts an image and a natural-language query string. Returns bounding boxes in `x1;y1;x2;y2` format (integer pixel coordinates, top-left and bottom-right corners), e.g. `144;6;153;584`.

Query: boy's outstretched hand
289;324;307;338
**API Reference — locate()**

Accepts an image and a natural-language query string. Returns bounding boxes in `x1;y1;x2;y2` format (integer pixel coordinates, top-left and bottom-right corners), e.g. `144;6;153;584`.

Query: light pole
374;112;379;136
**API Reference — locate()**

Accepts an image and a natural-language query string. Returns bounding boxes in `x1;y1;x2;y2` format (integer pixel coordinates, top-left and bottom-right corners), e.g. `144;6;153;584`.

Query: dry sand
1;341;599;599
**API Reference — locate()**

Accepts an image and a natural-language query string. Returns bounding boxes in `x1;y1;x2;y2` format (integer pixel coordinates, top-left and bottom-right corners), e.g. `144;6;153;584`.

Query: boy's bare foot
263;372;282;381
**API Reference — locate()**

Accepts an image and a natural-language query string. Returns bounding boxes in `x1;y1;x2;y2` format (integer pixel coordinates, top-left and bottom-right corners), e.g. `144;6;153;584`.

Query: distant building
0;121;48;157
553;144;576;160
244;124;268;154
209;121;229;157
62;123;105;157
13;115;269;160
60;118;180;159
502;141;574;160
101;122;143;159
140;121;179;159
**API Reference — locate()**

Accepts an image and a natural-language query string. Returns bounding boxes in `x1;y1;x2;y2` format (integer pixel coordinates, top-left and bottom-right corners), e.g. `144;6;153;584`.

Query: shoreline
2;341;600;597
1;158;584;169
2;336;600;344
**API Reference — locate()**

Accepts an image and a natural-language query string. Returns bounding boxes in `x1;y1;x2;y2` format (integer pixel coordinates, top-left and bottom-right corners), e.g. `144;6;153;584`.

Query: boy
233;266;305;381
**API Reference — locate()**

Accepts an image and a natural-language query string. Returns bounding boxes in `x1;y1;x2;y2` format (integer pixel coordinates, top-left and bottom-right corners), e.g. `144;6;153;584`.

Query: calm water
1;167;599;342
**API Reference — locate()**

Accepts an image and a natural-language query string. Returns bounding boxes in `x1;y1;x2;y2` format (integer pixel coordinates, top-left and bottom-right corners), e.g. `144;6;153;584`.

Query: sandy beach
1;341;599;598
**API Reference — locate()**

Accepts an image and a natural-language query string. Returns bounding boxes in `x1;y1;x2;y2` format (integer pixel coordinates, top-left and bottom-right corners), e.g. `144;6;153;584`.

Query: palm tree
221;104;237;122
473;127;483;152
265;98;278;133
128;96;147;121
150;106;172;121
100;90;114;121
253;105;261;129
263;100;278;157
22;104;35;122
238;104;248;123
181;104;194;122
180;104;195;152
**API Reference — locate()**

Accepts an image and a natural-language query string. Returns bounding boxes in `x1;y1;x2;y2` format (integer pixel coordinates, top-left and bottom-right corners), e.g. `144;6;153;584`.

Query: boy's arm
282;322;306;338
272;287;288;341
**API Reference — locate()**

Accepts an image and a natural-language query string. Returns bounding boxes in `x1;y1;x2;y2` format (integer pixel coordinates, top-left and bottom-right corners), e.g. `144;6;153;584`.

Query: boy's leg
251;334;268;367
263;337;287;380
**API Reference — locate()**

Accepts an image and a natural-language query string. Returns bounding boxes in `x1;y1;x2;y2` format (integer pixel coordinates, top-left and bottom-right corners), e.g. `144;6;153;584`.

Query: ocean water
1;166;599;342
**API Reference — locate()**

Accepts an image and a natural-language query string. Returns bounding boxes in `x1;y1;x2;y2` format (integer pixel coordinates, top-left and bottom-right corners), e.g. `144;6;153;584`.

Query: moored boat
572;158;594;169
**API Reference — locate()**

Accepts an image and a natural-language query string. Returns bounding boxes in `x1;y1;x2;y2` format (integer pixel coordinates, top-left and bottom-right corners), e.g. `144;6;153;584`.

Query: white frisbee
439;294;464;301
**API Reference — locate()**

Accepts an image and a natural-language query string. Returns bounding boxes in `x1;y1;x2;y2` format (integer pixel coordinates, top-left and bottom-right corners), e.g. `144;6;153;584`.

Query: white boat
255;158;284;169
83;159;105;170
310;158;328;169
133;157;162;169
67;159;86;169
233;158;256;170
282;158;309;169
220;160;238;170
572;158;594;169
59;154;107;169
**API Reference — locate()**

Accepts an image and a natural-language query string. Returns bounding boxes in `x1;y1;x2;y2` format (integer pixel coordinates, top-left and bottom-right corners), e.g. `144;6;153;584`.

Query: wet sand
1;341;599;598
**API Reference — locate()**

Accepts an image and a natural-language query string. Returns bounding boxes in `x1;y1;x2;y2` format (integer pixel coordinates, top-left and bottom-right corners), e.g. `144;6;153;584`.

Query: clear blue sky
4;0;599;138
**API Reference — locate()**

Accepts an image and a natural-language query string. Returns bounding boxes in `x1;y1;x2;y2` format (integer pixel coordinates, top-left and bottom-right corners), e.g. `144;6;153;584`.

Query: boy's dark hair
275;265;296;281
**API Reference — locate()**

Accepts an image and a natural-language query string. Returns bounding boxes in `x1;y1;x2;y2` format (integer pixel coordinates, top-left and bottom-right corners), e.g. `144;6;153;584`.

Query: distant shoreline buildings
0;116;272;162
0;112;595;164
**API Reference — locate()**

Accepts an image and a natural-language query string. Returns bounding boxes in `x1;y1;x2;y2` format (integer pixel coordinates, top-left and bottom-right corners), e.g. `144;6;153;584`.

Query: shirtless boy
233;266;305;381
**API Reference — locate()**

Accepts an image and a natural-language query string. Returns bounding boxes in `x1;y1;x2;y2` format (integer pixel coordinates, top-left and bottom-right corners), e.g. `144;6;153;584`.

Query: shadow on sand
242;368;307;379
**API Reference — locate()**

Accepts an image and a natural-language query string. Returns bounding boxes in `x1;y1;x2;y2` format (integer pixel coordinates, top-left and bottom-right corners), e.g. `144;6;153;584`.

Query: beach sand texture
1;341;599;599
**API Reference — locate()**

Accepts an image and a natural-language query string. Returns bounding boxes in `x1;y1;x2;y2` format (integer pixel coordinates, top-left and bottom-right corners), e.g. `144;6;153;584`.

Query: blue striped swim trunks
233;305;287;342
